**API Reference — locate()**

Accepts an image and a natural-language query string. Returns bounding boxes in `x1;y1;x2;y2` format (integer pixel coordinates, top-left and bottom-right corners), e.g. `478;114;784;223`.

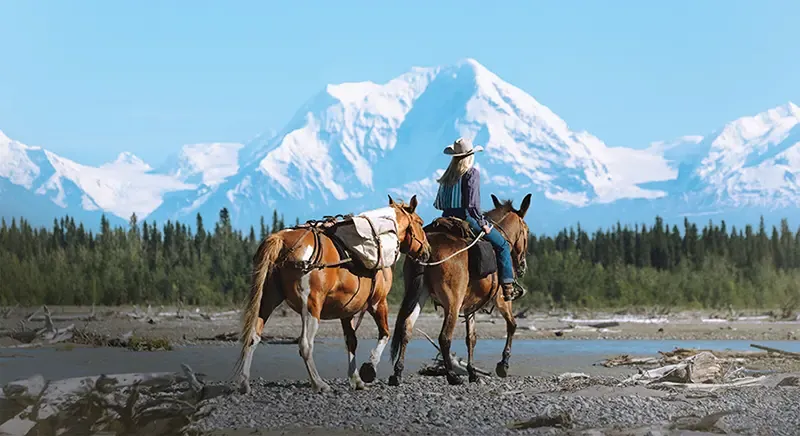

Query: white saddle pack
331;207;401;270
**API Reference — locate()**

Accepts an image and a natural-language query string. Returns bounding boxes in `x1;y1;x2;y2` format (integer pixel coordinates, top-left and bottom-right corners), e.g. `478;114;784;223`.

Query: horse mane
485;198;516;222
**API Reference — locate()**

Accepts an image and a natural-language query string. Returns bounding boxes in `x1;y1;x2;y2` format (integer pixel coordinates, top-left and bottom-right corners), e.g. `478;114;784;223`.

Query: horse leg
464;312;478;383
494;297;517;378
341;317;366;390
359;297;389;384
388;290;428;386
235;280;284;394
439;303;463;386
298;273;330;393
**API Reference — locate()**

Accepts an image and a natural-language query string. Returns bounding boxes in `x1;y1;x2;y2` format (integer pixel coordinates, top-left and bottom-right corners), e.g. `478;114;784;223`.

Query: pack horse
232;195;431;393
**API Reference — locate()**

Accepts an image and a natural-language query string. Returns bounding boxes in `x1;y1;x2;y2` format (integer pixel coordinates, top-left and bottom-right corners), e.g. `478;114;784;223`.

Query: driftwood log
750;343;800;358
1;305;172;351
0;364;229;436
415;329;491;377
197;331;298;344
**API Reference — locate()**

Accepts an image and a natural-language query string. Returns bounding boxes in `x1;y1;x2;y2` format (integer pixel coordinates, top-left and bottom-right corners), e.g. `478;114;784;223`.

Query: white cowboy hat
443;137;484;157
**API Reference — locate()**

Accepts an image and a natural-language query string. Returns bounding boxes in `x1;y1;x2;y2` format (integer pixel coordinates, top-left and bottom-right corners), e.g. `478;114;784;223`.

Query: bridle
487;211;529;277
394;206;429;263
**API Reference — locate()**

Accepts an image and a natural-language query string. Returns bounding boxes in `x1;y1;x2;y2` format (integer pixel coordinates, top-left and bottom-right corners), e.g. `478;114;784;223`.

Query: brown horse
231;195;431;394
388;193;531;386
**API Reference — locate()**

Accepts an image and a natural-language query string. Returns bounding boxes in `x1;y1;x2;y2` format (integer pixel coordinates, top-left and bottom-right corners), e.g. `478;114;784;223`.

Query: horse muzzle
418;243;432;262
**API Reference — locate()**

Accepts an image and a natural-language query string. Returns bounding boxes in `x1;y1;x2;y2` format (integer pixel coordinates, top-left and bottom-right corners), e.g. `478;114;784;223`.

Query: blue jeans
464;216;515;284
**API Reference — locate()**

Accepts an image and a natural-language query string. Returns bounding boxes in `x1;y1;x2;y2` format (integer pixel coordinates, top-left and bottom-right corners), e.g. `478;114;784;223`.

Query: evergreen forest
1;209;799;313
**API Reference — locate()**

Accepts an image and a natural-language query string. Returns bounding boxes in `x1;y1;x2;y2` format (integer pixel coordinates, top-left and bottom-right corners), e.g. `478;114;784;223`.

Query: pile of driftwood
541;321;623;337
125;303;240;324
1;306;79;348
0;364;230;436
0;305;171;351
604;344;800;390
197;331;298;345
416;328;491;377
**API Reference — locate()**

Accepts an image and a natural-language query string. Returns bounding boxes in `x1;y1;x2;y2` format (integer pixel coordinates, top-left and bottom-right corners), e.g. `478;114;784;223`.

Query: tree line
1;210;799;311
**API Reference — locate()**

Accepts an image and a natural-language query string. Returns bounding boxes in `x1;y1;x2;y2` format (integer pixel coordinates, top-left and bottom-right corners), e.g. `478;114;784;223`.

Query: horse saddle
424;217;497;278
295;216;371;276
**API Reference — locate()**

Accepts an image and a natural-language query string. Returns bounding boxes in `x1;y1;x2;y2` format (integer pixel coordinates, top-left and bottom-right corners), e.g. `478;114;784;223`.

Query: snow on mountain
103;152;153;173
0;133;196;225
0;130;41;189
640;102;800;214
4;59;800;234
150;58;678;229
160;142;244;187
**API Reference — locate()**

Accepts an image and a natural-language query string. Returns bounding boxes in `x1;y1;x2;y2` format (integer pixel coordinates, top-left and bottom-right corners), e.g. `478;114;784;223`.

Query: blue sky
1;0;799;166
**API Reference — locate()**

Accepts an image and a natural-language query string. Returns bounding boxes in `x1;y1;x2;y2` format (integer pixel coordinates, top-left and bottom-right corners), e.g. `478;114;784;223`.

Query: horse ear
407;195;418;213
491;194;502;209
517;193;532;218
388;195;395;206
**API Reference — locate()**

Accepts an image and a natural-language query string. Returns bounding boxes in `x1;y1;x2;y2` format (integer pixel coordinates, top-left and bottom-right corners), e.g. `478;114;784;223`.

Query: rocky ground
194;372;800;436
2;304;800;435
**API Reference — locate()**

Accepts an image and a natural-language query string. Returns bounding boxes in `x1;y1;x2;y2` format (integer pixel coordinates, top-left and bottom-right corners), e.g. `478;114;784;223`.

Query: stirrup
505;282;526;301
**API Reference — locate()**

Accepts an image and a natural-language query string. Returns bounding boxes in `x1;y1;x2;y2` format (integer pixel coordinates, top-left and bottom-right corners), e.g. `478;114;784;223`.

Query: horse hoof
314;382;332;393
446;373;464;386
469;373;479;383
496;362;509;378
388;375;401;386
350;377;366;391
238;381;251;395
359;362;377;384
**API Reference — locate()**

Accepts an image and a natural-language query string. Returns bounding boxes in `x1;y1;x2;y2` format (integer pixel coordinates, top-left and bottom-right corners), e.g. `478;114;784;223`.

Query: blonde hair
436;154;475;186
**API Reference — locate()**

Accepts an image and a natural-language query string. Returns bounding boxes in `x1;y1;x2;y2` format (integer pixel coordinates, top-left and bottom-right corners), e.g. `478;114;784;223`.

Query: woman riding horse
433;137;526;301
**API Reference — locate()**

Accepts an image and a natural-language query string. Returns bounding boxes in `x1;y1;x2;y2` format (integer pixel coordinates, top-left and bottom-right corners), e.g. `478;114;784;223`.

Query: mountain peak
780;101;799;116
168;142;244;187
104;152;152;172
715;102;800;148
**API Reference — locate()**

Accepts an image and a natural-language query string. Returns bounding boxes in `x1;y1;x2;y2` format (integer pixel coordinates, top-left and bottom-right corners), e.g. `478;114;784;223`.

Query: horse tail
390;258;427;364
233;233;284;374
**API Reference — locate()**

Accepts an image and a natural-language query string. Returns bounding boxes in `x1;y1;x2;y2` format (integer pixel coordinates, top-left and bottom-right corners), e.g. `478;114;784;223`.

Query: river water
2;339;799;385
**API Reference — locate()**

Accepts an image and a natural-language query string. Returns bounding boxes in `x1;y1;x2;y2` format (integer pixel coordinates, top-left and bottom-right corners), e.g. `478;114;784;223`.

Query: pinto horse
232;195;431;394
388;193;531;386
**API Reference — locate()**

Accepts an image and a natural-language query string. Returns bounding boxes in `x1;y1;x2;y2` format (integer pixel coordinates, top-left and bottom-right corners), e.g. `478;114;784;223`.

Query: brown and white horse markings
232;195;431;393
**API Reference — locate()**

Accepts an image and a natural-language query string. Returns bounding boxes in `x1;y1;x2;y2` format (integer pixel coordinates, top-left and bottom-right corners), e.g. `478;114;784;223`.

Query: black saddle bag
469;239;497;278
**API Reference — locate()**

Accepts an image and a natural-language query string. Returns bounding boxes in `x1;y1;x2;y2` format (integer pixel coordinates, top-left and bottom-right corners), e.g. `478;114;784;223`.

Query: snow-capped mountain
158;142;244;187
646;103;800;210
0;132;238;227
2;59;800;233
148;59;682;230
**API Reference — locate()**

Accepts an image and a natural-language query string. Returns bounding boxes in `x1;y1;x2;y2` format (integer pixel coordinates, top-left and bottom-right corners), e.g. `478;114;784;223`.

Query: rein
413;211;519;268
413;229;486;267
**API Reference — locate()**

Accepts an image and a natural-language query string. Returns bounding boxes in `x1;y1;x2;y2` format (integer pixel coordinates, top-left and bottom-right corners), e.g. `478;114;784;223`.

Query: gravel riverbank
2;305;799;347
3;305;800;435
194;373;800;436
